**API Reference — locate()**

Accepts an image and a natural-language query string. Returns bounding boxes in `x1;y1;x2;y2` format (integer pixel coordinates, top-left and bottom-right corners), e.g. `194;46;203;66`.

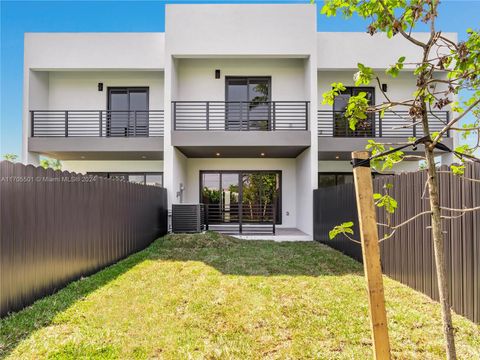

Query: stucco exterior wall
47;71;164;110
175;58;307;101
61;160;164;174
166;4;316;56
317;32;457;70
318;70;423;110
24;33;165;70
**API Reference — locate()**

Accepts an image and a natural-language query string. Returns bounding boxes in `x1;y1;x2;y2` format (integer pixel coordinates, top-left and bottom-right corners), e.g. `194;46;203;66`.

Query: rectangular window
225;77;271;130
107;87;149;137
333;86;375;137
318;172;388;188
318;173;354;188
145;174;163;187
88;172;163;187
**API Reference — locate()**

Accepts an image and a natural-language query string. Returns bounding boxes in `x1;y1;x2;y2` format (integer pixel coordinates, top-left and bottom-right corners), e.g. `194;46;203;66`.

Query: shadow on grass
0;231;362;357
150;231;363;277
0;242;156;358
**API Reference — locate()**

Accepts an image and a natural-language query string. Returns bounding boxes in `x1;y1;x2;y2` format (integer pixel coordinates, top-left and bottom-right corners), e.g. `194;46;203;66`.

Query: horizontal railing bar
173;101;308;132
31;110;164;138
317;110;450;138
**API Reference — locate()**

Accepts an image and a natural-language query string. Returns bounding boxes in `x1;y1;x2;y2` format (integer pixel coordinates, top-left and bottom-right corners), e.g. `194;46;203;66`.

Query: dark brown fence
0;161;168;317
314;163;480;324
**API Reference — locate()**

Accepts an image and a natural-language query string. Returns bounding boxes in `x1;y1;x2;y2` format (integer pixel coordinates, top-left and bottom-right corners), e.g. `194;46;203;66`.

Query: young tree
3;153;18;162
320;1;480;358
40;158;62;171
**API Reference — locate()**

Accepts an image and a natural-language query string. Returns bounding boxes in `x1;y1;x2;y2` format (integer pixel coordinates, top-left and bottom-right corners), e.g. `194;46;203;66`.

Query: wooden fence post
352;151;391;360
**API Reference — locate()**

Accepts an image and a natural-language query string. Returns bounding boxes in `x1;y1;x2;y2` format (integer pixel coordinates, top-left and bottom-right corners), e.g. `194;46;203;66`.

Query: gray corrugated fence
0;161;168;317
314;163;480;324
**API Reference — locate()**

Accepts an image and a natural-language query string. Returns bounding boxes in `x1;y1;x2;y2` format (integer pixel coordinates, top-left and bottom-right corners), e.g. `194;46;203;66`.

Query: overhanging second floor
28;109;164;160
171;100;311;157
317;109;453;159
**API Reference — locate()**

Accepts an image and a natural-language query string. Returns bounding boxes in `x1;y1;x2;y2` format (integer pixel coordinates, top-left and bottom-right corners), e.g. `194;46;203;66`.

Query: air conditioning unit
172;204;205;233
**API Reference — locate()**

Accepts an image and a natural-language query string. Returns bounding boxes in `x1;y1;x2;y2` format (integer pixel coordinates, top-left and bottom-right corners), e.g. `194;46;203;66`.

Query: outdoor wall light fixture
335;155;340;159
176;183;185;202
141;155;147;159
381;83;388;92
215;69;221;79
260;153;265;156
98;82;104;91
216;152;221;156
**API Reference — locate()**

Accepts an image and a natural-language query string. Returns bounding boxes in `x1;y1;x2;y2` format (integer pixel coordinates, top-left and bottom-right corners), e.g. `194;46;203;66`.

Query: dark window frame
318;172;354;188
106;87;150;137
318;171;391;188
199;169;282;224
224;76;272;102
88;171;163;187
225;77;272;131
107;87;150;111
333;86;376;137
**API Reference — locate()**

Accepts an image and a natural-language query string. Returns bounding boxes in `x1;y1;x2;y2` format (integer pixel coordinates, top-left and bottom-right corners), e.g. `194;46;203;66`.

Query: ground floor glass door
201;171;281;224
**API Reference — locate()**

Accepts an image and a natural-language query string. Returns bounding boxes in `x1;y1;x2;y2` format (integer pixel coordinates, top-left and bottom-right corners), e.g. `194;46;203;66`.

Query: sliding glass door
201;171;281;224
107;87;149;137
333;87;375;137
225;77;271;130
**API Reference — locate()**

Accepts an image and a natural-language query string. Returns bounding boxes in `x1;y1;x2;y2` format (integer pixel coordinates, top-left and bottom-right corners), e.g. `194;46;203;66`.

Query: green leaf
329;222;355;240
3;153;18;162
322;82;346;105
450;165;465;176
384;183;394;190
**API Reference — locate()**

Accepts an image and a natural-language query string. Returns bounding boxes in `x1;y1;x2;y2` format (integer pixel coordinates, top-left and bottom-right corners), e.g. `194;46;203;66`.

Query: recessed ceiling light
216;152;221;156
335;155;340;159
260;153;265;156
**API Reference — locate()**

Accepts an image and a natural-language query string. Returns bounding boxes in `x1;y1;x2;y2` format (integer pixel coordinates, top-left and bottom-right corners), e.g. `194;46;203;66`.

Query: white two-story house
22;4;456;237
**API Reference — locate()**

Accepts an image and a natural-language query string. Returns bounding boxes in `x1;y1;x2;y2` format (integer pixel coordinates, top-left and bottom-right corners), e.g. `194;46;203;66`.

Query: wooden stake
352;151;391;360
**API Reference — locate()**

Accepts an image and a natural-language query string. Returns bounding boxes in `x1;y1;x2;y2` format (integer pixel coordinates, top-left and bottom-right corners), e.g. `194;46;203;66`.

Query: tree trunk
424;144;457;360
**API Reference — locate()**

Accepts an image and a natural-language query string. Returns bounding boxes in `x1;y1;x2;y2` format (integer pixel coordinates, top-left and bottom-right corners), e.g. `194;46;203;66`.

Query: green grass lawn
1;232;479;359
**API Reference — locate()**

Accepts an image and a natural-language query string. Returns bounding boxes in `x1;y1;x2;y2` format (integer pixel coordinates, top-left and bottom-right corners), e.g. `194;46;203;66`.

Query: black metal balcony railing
173;101;309;131
204;203;276;235
318;110;450;138
30;110;164;137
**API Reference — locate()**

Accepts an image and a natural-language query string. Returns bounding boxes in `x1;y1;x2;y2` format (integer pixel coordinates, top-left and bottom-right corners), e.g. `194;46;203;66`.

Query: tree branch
433;98;480;144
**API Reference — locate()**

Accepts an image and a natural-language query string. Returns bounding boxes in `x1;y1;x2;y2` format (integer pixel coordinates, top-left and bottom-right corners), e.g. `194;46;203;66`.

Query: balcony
31;110;164;137
317;110;452;159
173;101;309;131
318;110;450;138
171;101;311;158
28;110;164;160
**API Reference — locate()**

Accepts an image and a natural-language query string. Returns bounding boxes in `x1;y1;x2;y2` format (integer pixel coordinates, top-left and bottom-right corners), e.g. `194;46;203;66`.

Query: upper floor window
107;87;149;137
225;77;271;130
333;87;375;137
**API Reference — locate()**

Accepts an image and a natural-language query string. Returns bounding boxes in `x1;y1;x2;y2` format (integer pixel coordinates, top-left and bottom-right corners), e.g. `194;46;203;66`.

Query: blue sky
1;0;479;156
